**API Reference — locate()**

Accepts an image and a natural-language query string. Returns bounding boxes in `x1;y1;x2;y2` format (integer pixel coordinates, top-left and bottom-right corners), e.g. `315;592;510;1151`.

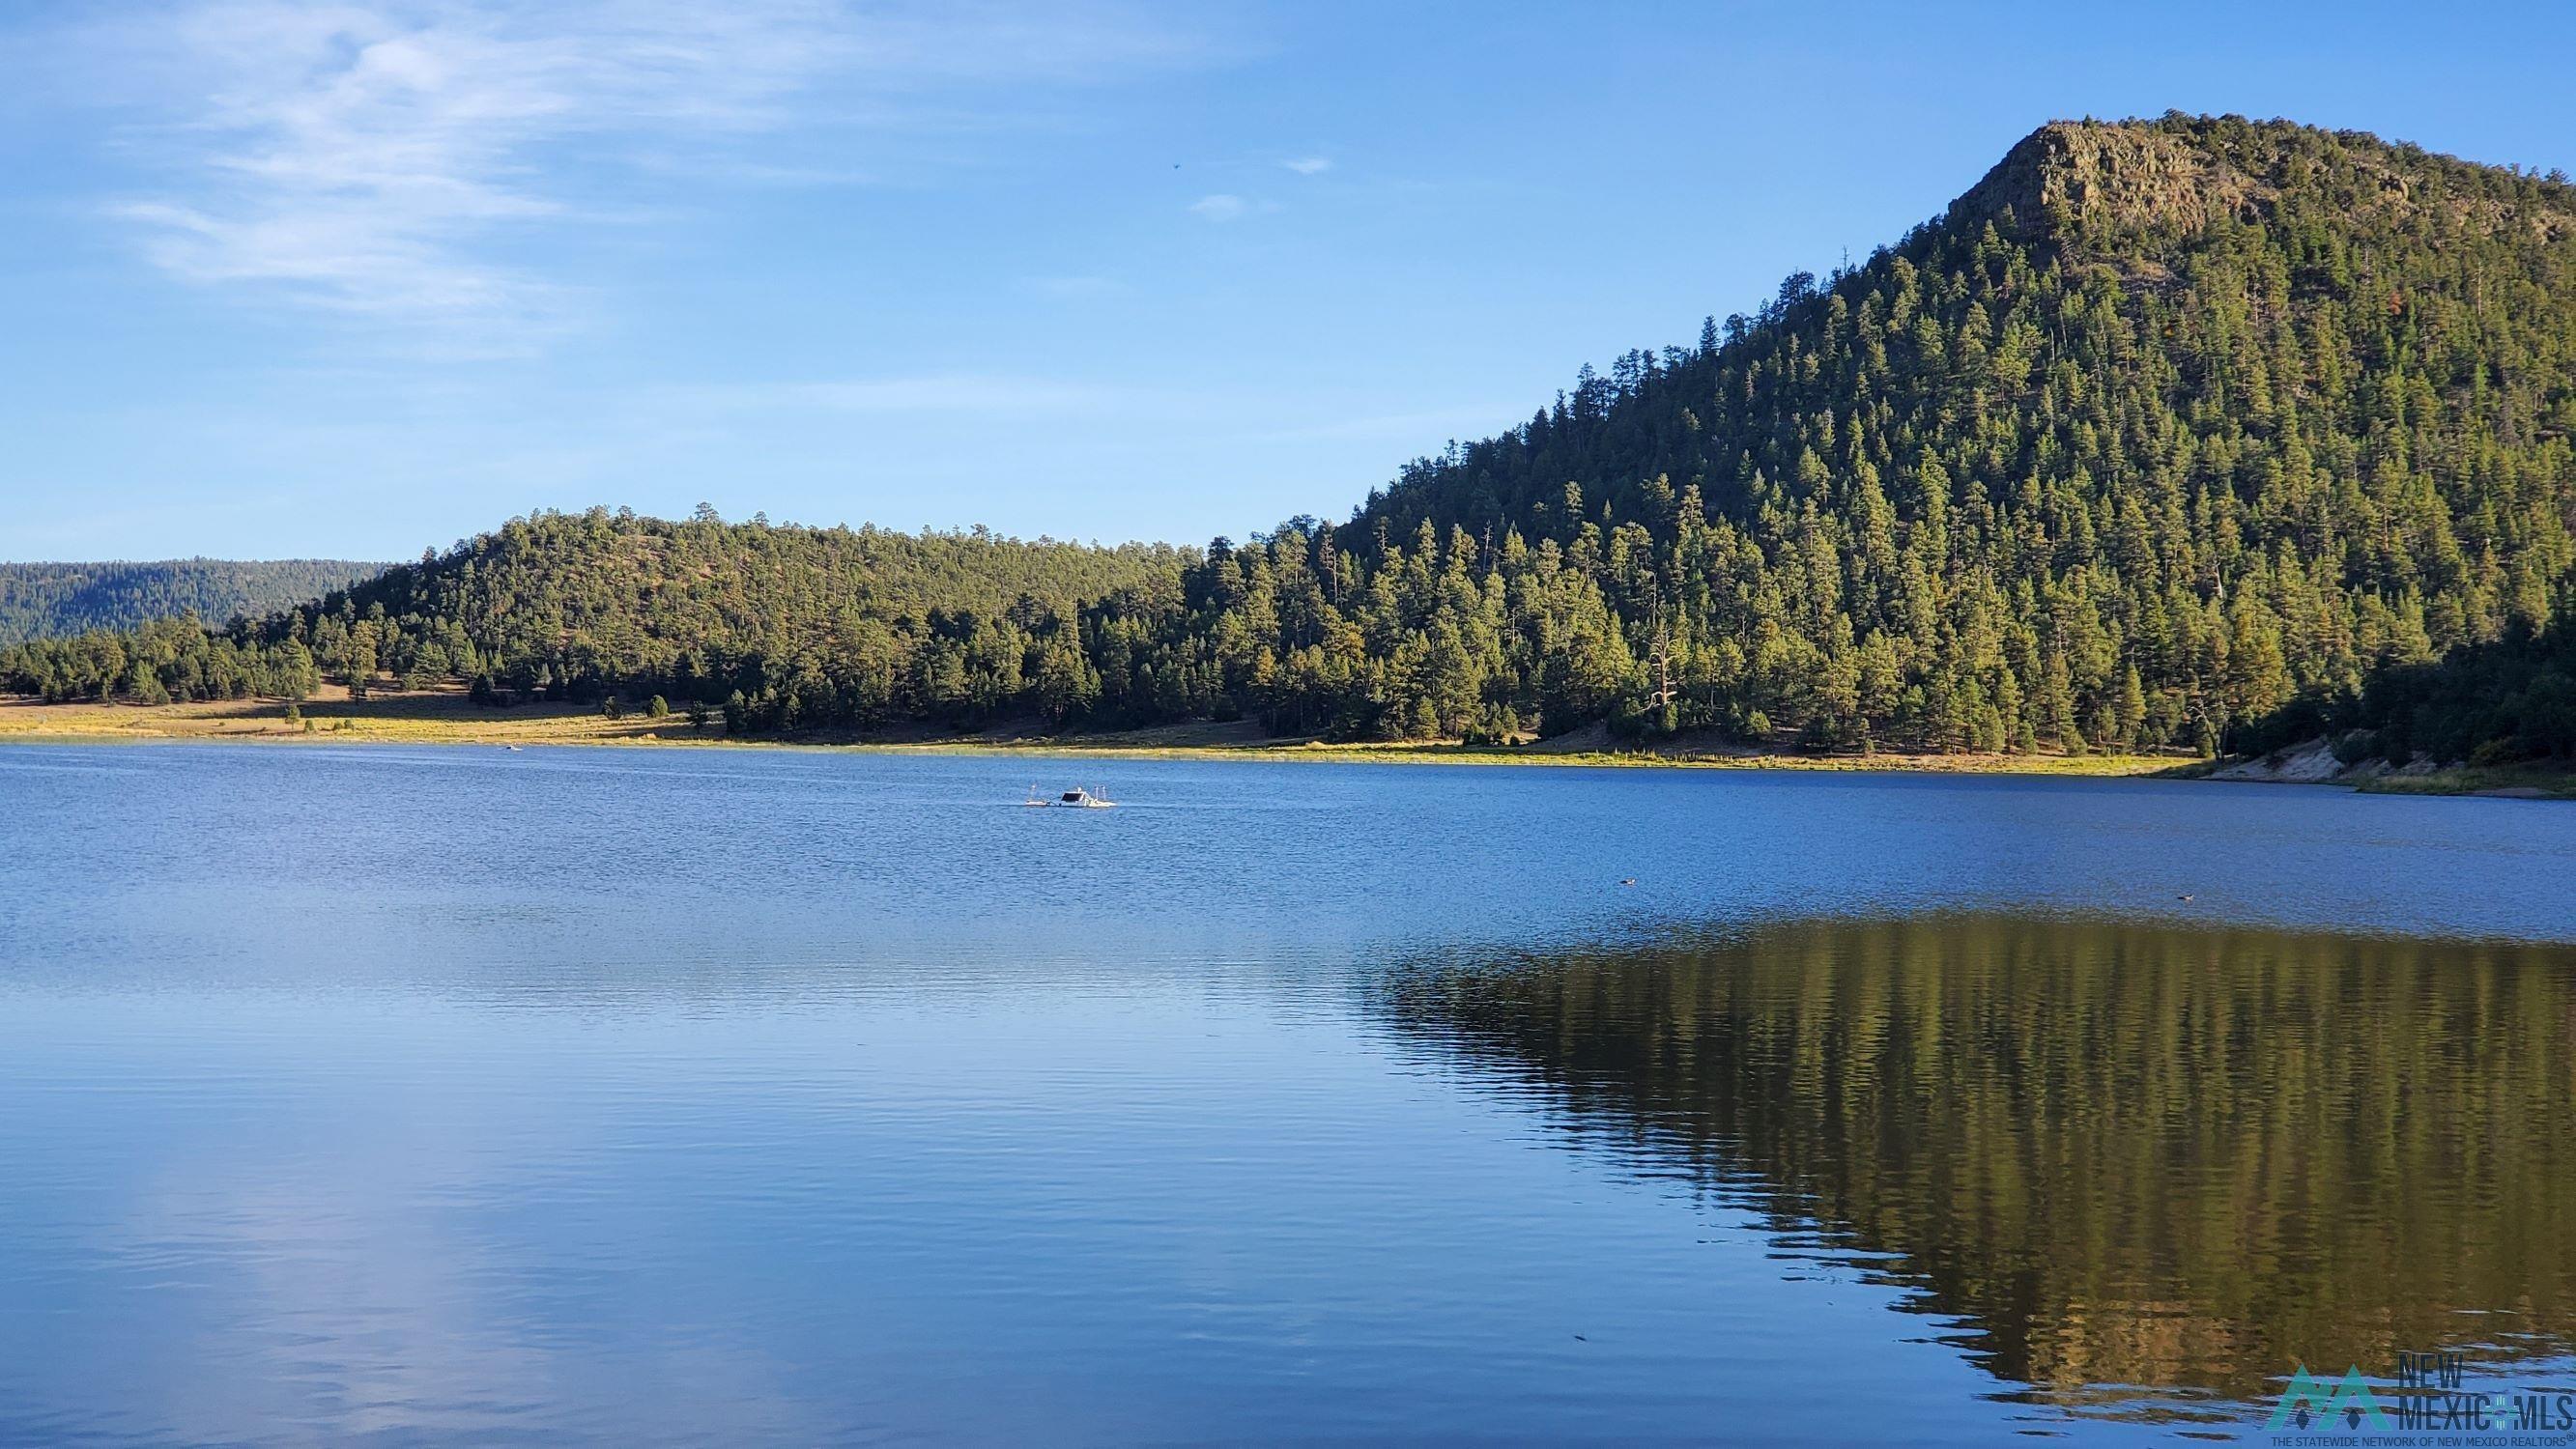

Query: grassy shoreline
6;689;2566;794
868;738;2178;776
2344;765;2576;800
0;689;2176;776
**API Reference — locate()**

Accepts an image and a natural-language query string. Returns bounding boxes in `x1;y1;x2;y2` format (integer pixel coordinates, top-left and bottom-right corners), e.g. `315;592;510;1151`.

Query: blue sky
6;1;2575;562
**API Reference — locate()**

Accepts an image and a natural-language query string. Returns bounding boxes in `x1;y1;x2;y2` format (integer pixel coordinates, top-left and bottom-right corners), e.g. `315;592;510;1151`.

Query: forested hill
0;510;1188;716
8;114;2575;764
1330;114;2576;758
0;559;385;646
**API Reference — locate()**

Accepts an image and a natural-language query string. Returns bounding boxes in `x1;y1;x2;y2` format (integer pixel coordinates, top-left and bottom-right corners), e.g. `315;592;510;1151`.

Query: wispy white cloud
1188;192;1249;221
60;0;1219;354
1281;156;1331;175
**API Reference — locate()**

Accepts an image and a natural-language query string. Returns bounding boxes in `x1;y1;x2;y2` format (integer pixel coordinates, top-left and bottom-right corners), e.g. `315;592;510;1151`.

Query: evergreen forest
10;116;2573;765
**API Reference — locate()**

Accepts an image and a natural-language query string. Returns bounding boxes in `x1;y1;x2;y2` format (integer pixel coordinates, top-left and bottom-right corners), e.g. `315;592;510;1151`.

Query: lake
2;744;2572;1444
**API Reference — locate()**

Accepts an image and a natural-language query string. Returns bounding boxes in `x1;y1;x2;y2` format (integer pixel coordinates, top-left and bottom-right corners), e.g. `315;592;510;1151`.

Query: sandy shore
1;688;2193;778
12;689;2565;793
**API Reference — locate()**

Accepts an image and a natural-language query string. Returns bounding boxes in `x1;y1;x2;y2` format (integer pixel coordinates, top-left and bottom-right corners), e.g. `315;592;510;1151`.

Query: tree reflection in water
1379;915;2576;1420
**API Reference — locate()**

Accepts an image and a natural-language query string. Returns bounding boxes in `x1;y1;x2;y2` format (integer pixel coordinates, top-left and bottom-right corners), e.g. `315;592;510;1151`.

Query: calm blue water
2;744;2572;1444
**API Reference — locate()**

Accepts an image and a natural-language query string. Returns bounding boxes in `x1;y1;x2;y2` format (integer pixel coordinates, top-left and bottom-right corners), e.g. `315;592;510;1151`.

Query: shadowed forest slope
0;559;385;647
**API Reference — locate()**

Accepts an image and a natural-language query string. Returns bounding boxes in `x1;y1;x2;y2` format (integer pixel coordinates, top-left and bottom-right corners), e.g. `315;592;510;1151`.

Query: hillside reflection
1379;916;2576;1417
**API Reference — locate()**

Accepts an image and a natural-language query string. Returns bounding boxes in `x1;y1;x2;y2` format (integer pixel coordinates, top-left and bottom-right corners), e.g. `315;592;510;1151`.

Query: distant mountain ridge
9;114;2574;766
0;559;386;646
